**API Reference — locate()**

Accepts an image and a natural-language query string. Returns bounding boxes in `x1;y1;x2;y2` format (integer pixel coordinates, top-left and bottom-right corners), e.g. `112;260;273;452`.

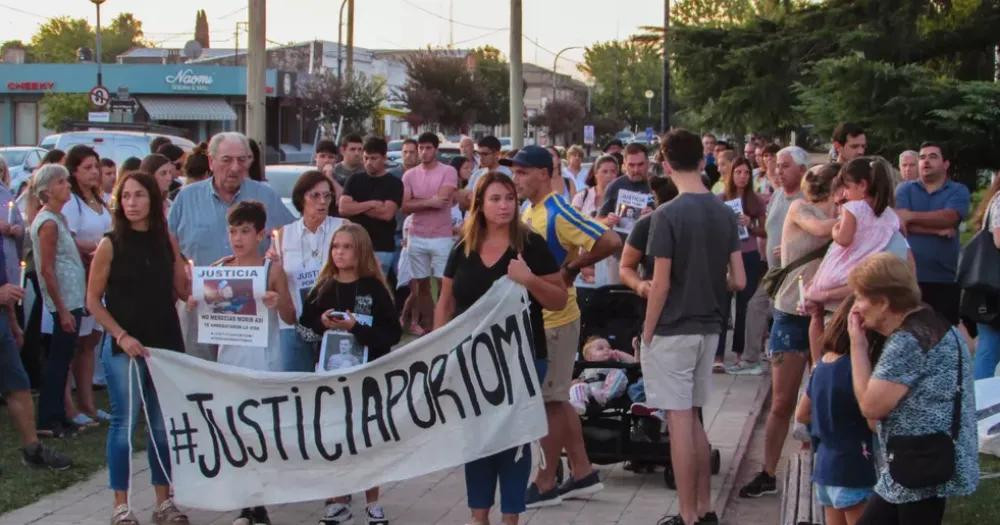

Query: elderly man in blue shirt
168;132;295;360
895;141;971;326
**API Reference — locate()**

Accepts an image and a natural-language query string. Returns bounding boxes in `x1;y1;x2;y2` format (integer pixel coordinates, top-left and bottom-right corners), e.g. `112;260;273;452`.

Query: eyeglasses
306;191;333;201
217;155;251;165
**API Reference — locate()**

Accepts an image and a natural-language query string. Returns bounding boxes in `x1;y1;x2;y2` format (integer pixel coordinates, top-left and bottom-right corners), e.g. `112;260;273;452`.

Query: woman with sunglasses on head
271;170;348;372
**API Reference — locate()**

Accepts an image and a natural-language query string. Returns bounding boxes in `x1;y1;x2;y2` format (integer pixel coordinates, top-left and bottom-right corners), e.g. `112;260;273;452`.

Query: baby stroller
573;285;722;488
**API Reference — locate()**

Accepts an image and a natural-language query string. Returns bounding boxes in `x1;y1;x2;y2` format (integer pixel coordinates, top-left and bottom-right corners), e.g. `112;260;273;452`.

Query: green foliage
29;17;92;63
398;51;485;132
299;72;386;135
40;93;89;131
471;46;510;127
578;41;662;129
26;13;148;64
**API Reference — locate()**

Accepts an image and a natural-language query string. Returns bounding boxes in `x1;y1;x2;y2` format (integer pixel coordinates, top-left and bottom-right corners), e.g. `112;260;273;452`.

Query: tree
299;72;386;135
29;17;93;63
40;93;89;131
27;13;149;63
578;41;662;129
398;51;484;132
195;10;210;49
471;46;510;127
530;99;585;144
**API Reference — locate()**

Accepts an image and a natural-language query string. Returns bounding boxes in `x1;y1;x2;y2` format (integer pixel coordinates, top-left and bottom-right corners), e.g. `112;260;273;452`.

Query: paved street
0;374;767;525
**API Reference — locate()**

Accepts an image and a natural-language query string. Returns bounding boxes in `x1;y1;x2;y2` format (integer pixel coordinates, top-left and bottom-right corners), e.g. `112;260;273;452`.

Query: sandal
111;504;140;525
151;499;190;525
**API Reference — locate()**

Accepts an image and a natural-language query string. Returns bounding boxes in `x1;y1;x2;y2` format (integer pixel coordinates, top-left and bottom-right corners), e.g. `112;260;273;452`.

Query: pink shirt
811;200;900;293
402;162;459;239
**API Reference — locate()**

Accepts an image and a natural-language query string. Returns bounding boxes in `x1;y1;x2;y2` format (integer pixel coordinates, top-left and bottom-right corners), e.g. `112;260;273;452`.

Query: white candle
797;275;806;307
6;201;13;224
18;260;25;289
271;229;280;258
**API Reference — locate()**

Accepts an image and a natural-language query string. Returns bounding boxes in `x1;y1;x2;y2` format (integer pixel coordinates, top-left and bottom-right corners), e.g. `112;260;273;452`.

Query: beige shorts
640;333;719;410
542;319;580;402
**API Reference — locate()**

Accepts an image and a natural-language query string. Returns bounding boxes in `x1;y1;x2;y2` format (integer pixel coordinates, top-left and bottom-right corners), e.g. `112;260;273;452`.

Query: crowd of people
0;120;996;525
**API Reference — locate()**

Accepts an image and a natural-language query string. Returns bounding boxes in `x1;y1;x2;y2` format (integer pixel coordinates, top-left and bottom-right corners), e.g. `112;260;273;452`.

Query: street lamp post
552;46;583;103
644;89;654;119
90;0;106;87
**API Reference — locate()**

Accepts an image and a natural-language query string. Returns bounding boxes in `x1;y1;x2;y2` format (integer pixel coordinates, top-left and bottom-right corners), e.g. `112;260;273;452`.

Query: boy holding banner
188;201;296;525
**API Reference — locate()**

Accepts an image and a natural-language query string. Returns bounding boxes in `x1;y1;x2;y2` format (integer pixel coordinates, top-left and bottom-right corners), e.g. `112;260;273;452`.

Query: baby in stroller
569;336;637;415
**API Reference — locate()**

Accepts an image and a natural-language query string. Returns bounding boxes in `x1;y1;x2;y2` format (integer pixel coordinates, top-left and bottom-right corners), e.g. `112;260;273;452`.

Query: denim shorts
0;315;29;393
814;483;873;509
768;310;811;353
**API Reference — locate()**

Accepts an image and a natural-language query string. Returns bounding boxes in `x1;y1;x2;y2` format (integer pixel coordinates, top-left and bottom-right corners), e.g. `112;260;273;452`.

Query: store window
14;102;38;146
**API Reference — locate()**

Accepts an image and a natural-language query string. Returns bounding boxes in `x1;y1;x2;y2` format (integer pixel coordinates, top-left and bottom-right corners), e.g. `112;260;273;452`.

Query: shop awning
137;96;237;121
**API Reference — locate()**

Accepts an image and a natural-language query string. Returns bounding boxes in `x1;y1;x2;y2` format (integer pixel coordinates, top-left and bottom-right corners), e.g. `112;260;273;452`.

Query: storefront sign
7;81;55;91
165;69;214;92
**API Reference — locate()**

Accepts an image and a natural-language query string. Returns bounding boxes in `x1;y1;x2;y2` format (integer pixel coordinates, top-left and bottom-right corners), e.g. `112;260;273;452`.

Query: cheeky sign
147;278;547;510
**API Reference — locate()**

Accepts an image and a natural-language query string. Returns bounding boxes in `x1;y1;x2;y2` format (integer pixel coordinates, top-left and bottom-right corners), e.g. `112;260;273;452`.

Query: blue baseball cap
499;145;551;169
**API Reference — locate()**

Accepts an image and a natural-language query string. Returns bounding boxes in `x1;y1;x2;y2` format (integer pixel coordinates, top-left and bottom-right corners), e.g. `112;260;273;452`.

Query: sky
0;0;665;78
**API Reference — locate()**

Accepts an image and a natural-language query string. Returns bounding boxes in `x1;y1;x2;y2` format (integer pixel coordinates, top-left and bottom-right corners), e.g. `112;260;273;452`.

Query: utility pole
661;0;671;132
91;0;105;87
345;0;355;79
552;46;583;104
509;0;524;149
247;0;266;153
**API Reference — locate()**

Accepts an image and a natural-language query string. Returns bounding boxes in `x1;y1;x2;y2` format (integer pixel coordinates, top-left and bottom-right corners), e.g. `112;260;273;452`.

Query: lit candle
271;229;280;257
18;260;25;290
6;201;13;224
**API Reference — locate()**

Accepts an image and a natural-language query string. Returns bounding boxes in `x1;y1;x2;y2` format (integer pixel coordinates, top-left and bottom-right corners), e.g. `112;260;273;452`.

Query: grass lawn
944;454;1000;524
0;389;145;514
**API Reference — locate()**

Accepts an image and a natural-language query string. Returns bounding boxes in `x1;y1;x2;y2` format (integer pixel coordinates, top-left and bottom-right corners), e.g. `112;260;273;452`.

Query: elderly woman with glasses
270;170;348;371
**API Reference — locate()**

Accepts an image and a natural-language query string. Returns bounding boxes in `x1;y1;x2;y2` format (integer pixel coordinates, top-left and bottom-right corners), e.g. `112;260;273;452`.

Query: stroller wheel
663;464;676;490
711;448;721;475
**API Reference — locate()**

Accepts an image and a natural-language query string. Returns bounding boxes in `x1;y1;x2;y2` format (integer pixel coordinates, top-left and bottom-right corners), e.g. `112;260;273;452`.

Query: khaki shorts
640;333;719;410
542;319;580;402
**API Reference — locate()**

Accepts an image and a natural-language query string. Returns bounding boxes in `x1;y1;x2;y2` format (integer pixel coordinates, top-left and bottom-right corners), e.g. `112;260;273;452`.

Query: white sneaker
320;502;354;525
726;360;765;376
366;504;388;525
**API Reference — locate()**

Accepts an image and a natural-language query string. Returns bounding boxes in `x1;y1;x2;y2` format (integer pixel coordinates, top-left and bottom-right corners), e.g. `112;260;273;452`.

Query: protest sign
614;189;650;234
192;266;269;347
724;198;750;240
318;328;369;372
146;278;547;510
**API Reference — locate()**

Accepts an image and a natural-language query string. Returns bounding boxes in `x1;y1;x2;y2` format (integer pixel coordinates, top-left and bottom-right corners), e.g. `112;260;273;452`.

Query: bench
780;449;825;525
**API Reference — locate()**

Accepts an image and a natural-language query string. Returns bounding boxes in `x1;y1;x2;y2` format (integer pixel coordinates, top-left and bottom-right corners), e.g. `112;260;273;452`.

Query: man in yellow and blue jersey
503;146;621;508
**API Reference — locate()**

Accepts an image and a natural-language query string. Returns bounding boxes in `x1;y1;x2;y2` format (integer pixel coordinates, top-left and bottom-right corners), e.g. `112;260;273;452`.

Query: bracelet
115;331;129;346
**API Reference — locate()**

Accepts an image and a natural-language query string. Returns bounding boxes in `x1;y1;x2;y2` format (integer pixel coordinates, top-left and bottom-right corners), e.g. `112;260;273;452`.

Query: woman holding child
434;171;567;525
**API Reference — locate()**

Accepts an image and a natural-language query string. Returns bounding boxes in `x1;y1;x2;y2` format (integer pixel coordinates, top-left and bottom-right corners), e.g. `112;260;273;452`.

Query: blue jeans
464;359;546;514
375;251;394;280
102;337;171;490
37;308;82;430
279;328;317;372
974;323;1000;379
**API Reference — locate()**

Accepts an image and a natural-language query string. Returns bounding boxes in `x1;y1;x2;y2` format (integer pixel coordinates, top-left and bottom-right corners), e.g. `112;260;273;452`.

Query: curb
715;373;772;521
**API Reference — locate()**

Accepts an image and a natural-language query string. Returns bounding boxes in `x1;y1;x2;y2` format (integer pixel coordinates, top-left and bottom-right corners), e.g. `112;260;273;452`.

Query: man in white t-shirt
401;132;458;333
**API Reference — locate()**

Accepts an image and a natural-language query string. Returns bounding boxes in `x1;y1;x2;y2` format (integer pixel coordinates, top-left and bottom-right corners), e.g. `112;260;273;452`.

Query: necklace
300;219;327;263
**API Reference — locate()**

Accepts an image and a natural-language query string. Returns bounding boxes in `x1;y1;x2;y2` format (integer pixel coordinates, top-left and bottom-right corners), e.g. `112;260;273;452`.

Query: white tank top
277;216;344;328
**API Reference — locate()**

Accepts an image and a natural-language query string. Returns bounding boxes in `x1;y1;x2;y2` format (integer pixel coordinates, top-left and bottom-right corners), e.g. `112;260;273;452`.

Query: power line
215;5;247;20
400;0;505;31
452;27;507;46
0;3;49;20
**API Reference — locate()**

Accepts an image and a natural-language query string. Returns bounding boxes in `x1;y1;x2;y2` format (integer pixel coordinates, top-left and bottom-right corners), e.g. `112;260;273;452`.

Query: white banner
147;278;547;511
192;266;268;347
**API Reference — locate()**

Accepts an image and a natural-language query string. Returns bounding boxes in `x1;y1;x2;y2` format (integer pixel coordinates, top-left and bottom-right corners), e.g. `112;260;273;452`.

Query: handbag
958;200;1000;291
885;331;962;489
760;241;831;299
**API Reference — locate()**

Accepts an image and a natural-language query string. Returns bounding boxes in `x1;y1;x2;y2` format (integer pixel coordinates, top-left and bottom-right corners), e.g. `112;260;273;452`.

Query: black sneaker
21;442;72;470
233;508;254;525
524;482;562;509
655;515;688;525
738;471;777;498
36;421;78;439
557;470;604;500
251;507;271;525
697;511;719;524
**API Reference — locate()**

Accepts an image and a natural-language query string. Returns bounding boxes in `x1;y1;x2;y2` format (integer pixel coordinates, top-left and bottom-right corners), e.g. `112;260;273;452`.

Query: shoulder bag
760;241;831;299
885;331;962;489
959;200;1000;322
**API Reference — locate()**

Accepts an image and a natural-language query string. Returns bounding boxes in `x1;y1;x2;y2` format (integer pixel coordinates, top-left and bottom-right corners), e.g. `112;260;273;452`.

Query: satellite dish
182;40;203;60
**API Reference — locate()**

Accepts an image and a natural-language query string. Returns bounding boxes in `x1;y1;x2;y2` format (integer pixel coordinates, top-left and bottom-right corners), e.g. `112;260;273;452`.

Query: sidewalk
1;374;767;525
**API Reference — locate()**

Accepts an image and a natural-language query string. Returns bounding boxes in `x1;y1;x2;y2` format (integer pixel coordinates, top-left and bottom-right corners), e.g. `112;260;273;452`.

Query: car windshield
388;141;402;151
265;167;310;198
0;150;27;166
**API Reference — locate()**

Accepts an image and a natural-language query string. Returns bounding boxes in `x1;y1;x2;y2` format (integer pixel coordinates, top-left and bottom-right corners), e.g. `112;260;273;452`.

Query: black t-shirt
299;276;402;362
342;172;404;252
444;232;559;359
